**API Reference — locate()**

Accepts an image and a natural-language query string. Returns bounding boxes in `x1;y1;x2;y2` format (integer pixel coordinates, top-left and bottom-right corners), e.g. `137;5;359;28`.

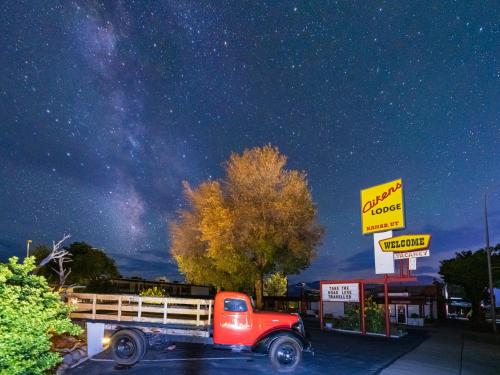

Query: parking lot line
90;357;253;363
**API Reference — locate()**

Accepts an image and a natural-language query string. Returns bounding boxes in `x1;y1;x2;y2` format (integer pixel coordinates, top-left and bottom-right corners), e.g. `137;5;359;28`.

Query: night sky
1;1;500;283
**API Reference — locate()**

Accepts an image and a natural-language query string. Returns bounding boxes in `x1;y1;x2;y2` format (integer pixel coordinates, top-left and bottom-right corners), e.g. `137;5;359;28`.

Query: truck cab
213;291;310;371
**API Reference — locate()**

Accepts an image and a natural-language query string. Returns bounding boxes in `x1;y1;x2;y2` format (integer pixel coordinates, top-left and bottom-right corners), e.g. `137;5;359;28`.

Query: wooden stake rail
68;293;214;327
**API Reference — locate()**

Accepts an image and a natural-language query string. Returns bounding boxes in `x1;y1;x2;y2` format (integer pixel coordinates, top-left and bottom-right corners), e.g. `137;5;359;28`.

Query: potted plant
324;313;334;329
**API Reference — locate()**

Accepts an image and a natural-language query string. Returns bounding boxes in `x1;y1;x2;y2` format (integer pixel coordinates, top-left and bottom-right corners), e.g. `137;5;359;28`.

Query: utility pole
484;192;497;334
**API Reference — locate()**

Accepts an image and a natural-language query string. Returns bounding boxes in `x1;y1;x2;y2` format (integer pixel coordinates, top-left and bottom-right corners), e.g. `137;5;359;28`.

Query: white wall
323;301;344;317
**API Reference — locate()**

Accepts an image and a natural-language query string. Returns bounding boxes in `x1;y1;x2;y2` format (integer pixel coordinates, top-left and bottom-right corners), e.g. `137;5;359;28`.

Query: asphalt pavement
67;318;428;375
380;323;500;375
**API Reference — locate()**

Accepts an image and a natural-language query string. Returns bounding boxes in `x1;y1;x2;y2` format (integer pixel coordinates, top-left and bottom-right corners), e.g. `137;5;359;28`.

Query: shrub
0;257;82;374
140;286;167;298
323;313;333;323
364;296;384;333
339;296;385;333
343;302;361;331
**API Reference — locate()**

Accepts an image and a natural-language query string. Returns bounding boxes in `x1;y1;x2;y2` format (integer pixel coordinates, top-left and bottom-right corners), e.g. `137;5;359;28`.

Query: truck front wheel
111;329;146;366
269;336;302;373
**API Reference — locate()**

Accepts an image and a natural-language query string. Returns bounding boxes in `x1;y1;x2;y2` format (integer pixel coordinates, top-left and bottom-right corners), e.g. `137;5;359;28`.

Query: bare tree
51;252;73;288
34;234;71;275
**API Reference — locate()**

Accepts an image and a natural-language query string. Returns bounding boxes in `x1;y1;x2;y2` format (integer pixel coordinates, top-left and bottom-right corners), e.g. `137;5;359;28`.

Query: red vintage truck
69;290;312;372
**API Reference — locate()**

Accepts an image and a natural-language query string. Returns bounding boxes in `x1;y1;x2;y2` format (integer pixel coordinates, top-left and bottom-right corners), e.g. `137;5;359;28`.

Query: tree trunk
470;300;484;326
255;273;264;310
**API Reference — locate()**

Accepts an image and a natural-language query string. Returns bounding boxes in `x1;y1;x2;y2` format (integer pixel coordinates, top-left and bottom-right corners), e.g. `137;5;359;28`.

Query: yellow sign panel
379;234;431;253
361;178;405;234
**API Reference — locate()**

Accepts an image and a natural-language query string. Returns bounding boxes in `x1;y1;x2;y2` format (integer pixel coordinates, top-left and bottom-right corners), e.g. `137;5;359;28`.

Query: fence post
118;296;122;321
92;295;96;320
163;298;168;324
196;302;201;326
138;298;142;321
208;301;212;327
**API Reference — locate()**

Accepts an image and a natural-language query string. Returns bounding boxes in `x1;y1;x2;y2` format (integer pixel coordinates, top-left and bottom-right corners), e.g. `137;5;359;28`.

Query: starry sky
1;1;500;283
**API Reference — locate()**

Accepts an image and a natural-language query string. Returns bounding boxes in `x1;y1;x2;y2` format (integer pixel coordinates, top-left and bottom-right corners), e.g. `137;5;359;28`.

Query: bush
343;302;361;331
323;313;333;322
140;286;168;298
364;296;384;333
0;257;82;374
338;296;385;333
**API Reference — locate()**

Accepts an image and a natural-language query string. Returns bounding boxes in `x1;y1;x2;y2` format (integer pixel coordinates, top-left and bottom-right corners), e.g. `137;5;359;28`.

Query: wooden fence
68;293;213;327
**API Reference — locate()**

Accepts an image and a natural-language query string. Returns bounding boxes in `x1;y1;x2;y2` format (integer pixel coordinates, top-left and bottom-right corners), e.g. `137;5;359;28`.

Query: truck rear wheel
269;336;302;373
111;329;146;366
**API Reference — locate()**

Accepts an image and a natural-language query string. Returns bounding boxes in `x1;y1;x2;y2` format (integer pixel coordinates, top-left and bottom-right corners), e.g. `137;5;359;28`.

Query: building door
396;304;407;324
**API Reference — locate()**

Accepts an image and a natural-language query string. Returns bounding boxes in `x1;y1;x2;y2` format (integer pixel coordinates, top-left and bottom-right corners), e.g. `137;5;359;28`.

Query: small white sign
373;231;395;274
394;249;430;260
409;257;417;270
322;283;360;302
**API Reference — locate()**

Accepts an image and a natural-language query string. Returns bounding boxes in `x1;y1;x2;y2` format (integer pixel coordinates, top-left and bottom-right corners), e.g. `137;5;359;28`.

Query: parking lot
68;319;428;375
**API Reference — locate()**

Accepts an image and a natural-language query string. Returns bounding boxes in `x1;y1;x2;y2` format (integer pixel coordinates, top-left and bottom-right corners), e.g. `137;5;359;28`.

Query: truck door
216;297;252;346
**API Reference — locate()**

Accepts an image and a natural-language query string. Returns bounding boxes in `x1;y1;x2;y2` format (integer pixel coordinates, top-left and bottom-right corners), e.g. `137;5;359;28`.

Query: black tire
269;336;303;373
130;328;149;353
111;329;146;366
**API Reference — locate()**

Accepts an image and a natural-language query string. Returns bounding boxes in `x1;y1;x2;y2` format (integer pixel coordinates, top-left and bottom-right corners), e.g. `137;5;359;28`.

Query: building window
224;298;247;312
408;305;420;318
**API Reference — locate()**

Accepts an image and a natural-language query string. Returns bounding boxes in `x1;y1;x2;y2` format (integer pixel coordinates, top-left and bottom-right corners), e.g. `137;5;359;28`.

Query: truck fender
252;329;306;354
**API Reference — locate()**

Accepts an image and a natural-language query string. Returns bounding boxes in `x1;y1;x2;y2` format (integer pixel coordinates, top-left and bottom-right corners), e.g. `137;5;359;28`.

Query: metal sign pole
384;274;390;337
484;192;497;335
360;282;366;334
319;281;324;330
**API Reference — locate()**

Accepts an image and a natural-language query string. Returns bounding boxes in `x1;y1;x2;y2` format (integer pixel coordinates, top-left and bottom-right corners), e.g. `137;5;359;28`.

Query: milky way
1;1;500;282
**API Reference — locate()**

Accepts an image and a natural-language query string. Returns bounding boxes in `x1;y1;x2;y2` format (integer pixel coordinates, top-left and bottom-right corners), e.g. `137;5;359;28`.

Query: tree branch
33;233;71;273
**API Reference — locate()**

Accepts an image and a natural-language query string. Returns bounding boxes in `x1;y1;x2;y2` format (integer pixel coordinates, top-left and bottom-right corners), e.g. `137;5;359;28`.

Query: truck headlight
293;317;305;336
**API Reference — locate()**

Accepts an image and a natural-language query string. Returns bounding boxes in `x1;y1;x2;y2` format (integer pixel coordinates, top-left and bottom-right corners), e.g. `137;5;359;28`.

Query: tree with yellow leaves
170;145;323;308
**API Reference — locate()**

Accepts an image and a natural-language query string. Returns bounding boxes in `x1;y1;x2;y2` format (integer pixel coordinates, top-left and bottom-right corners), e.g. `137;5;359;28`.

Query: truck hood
253;311;299;327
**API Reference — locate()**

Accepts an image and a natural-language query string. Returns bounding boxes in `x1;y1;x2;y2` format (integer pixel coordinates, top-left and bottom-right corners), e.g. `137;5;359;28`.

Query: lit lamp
26;240;32;258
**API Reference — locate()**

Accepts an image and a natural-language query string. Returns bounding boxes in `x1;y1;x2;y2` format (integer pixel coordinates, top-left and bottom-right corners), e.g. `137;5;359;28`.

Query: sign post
361;178;406;337
384;275;390;337
360;283;365;334
329;178;427;338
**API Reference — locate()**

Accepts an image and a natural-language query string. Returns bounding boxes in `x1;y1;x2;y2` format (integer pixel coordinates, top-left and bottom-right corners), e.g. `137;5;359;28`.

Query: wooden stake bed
68;293;214;336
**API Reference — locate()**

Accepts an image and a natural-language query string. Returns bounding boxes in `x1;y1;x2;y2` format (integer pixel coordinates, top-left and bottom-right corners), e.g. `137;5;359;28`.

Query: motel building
372;284;444;325
321;283;444;330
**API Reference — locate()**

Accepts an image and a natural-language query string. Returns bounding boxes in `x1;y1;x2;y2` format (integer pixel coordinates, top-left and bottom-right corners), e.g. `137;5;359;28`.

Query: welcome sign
379;234;431;252
322;283;360;302
360;178;405;234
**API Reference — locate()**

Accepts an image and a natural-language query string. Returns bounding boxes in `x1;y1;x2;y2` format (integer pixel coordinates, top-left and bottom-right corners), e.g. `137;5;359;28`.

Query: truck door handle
272;319;279;322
